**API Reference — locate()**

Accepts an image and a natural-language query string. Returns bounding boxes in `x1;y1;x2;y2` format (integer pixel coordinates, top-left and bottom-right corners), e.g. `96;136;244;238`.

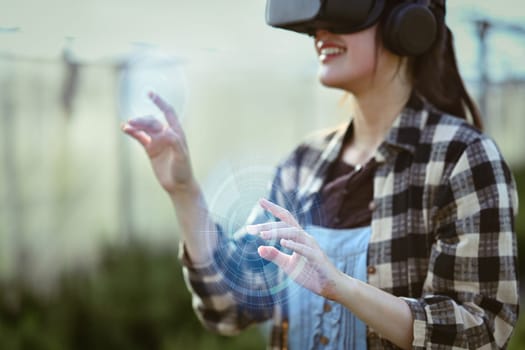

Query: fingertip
258;246;271;259
259;198;270;208
245;225;258;234
148;91;156;99
122;127;136;137
121;119;133;127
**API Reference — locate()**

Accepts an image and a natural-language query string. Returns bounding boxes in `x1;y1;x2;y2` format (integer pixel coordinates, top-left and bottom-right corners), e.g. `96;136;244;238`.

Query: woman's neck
342;77;412;166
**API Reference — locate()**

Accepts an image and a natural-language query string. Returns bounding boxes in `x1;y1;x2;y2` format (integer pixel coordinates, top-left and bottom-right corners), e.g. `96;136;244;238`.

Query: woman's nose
314;28;334;40
315;29;329;37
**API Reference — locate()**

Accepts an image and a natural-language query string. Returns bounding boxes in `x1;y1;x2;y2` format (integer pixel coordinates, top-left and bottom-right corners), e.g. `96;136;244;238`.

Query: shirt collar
331;92;431;164
380;93;430;154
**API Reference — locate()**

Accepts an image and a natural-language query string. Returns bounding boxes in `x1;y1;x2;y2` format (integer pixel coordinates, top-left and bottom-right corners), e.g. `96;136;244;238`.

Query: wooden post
0;57;25;278
476;19;490;122
115;62;134;242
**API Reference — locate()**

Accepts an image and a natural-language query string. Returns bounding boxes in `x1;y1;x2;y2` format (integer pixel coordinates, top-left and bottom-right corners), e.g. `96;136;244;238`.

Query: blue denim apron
287;225;371;350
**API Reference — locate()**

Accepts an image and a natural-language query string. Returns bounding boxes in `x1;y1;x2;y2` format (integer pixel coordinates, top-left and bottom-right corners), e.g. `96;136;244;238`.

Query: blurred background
0;0;523;349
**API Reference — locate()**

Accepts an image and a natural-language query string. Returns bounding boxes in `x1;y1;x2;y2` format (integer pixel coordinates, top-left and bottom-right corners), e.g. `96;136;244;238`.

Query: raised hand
121;92;195;195
246;199;344;300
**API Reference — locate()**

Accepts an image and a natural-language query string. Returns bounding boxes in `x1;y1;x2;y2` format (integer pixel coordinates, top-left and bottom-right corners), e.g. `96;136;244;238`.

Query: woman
121;0;519;348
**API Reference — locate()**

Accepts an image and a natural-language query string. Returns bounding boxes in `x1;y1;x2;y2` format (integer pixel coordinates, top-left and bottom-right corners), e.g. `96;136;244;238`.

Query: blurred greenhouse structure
0;0;524;349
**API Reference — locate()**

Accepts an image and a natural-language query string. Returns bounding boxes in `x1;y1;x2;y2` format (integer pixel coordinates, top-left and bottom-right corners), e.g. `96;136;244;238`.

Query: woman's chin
318;74;347;90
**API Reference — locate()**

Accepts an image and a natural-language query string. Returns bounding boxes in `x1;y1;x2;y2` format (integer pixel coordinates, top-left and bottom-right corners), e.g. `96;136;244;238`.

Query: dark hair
379;1;483;130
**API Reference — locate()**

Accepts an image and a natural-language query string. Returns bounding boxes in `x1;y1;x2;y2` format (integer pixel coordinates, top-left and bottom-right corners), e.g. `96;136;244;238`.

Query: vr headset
265;0;441;56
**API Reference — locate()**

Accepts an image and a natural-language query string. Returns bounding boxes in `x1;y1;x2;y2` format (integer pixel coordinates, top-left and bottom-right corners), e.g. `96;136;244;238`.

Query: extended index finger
246;221;289;234
148;92;179;129
259;198;300;228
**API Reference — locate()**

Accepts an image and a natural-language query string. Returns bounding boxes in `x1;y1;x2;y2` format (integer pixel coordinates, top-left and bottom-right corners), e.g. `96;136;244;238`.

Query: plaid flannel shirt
180;96;519;349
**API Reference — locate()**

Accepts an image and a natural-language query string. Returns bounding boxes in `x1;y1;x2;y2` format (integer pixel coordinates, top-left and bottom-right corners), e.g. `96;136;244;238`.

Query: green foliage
0;243;264;350
509;311;525;350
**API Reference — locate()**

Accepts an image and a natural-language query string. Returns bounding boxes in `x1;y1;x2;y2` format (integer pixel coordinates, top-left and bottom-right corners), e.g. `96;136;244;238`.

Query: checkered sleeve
178;223;277;335
402;137;519;349
178;154;302;335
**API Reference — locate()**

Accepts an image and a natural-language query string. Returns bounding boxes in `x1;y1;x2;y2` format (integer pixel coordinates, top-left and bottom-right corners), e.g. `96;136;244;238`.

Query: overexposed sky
1;0;524;82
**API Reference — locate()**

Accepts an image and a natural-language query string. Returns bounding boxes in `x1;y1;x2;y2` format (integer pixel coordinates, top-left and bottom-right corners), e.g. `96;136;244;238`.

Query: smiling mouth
316;40;347;62
319;46;347;62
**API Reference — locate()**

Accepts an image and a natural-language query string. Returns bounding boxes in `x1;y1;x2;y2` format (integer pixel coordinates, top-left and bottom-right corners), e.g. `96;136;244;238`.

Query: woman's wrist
330;270;358;303
168;179;201;203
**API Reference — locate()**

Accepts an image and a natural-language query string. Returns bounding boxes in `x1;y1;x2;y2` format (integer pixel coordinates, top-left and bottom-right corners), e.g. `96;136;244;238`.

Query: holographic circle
203;161;325;309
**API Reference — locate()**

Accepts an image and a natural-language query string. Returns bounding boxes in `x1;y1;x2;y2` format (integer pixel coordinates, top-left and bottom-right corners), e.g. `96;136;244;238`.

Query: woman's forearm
333;272;414;349
170;182;218;265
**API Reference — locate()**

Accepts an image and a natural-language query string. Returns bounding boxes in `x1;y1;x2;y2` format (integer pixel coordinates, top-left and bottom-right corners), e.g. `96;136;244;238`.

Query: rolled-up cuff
400;297;428;349
178;240;217;275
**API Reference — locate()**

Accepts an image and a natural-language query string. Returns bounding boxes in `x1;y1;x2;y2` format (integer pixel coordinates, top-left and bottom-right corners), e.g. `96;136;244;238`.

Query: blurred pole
60;43;80;120
476;19;490;122
115;63;134;242
0;58;25;277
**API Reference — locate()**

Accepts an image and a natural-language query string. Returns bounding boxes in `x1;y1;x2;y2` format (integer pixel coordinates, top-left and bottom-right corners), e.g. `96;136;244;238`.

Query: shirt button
368;201;376;211
319;335;330;345
367;265;376;274
333;217;341;225
323;302;332;313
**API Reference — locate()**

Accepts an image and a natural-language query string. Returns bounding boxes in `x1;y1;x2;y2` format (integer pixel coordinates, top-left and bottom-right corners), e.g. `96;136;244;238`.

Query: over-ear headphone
382;0;438;56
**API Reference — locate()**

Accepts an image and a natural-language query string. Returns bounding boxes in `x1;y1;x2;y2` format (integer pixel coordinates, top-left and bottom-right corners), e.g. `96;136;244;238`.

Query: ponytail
412;18;483;130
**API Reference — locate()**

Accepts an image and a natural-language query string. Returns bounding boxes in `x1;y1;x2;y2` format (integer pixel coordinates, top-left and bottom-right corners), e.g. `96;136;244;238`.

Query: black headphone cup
383;3;407;55
383;3;438;56
401;9;437;55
